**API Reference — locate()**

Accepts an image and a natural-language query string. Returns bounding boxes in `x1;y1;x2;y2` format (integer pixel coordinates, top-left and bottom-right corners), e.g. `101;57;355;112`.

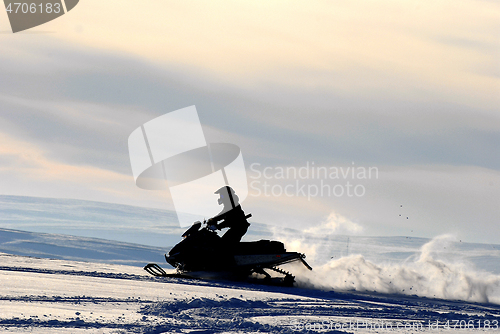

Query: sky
0;0;499;243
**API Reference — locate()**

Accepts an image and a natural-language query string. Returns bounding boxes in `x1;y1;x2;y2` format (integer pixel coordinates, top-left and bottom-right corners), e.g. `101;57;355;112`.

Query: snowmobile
144;214;312;286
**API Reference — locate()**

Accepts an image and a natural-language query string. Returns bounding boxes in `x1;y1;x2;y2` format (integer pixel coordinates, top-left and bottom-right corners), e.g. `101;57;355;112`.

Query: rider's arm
217;219;230;229
207;211;228;229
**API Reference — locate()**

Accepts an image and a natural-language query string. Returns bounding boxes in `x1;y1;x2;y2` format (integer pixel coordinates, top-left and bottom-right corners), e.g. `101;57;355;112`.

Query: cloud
1;36;498;172
35;0;498;109
0;132;171;209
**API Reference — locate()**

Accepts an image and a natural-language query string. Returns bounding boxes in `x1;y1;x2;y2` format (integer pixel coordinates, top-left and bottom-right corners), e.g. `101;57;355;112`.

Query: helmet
214;186;236;195
214;186;238;207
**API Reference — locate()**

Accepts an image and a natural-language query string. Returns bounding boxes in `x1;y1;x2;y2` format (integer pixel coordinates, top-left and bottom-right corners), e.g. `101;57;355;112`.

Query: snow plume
271;226;319;262
271;211;361;262
295;235;500;304
305;211;363;235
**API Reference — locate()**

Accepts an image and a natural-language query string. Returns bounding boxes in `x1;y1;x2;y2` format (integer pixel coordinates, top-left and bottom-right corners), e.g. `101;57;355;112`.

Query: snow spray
283;234;500;304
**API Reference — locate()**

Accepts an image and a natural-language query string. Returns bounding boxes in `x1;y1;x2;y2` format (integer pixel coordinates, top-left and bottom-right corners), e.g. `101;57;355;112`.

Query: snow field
1;253;500;333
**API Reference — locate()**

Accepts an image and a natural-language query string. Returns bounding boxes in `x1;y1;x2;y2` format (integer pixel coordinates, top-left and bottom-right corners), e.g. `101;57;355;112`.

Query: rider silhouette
208;186;250;246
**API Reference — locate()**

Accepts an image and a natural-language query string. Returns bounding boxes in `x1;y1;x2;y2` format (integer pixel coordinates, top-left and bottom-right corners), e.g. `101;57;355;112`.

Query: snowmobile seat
234;240;286;255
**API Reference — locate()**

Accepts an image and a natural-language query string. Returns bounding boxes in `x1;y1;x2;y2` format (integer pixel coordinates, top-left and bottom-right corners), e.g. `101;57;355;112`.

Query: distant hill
0;227;170;267
0;195;275;247
0;195;184;247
